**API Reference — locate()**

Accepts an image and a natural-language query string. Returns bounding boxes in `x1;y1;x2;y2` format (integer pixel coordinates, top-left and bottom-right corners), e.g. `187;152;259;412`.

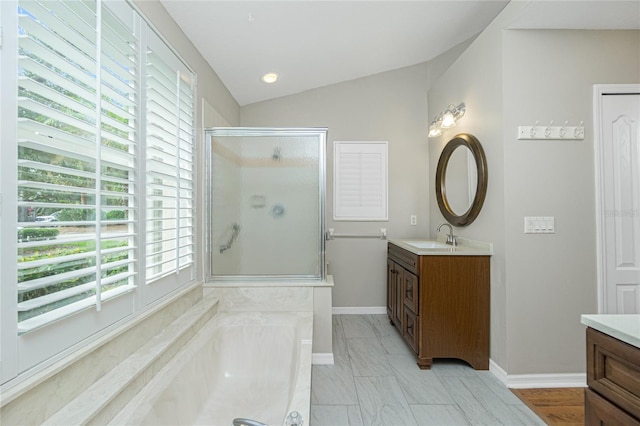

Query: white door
597;87;640;313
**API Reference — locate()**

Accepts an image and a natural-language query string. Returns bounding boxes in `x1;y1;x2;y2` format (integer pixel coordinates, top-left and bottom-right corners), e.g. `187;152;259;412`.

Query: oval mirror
445;146;477;215
435;133;488;227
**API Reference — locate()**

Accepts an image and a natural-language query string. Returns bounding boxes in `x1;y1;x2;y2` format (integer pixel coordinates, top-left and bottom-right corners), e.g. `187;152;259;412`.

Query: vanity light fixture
428;103;466;137
261;72;279;84
440;107;457;128
428;116;442;138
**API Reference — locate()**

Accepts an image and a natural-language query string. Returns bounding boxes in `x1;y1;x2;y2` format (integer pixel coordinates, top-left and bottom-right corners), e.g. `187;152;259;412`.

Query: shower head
272;147;281;161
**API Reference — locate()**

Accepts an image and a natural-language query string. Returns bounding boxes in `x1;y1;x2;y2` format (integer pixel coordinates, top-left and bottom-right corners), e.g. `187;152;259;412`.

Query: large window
1;0;196;385
145;30;195;288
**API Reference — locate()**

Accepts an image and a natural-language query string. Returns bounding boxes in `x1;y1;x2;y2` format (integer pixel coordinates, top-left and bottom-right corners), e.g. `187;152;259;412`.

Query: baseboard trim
489;359;586;389
332;306;387;315
489;359;508;385
507;373;586;389
312;353;335;365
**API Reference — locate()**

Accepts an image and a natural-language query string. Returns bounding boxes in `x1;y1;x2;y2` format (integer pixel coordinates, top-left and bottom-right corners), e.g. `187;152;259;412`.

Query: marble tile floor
310;315;546;426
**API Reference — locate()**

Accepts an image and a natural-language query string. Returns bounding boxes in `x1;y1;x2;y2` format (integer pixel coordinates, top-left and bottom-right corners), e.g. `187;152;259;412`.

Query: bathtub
110;311;313;426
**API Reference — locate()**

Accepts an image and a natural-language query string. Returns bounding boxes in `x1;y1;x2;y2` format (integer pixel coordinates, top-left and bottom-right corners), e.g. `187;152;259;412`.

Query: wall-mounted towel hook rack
517;120;585;140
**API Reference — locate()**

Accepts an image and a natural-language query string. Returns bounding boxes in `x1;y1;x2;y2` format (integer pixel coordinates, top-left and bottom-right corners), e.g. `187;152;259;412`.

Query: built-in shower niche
205;128;327;280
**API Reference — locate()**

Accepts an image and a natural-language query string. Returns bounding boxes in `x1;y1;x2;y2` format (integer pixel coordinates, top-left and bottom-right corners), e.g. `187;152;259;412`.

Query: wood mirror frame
435;133;488;227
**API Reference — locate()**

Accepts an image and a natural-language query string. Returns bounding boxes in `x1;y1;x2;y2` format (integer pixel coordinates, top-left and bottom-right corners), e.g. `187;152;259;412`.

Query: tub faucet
232;419;268;426
437;223;457;246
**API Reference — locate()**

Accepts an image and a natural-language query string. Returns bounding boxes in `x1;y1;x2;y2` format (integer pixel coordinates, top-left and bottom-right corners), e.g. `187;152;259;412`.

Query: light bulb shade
440;110;456;128
428;123;442;137
428;103;466;138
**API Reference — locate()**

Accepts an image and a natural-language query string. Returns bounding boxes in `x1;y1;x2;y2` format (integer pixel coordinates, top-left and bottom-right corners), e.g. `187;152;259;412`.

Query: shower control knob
285;411;303;426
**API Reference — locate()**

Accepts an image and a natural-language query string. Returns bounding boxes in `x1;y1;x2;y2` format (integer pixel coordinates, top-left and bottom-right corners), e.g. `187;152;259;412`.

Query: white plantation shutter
2;0;197;382
333;141;388;221
145;31;195;285
16;0;137;333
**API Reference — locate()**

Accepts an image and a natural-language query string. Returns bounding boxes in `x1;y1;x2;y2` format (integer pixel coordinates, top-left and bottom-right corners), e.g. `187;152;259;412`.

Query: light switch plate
524;216;555;234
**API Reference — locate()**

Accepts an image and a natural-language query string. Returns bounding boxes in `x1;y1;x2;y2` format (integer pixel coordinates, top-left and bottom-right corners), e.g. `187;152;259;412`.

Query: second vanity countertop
389;236;493;256
581;314;640;349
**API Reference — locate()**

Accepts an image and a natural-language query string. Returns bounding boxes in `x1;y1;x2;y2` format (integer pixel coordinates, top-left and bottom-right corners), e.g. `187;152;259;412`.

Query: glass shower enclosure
205;128;326;280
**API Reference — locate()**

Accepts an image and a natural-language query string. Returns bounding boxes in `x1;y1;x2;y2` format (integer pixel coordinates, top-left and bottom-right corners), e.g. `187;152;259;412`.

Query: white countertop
581;314;640;349
389;235;493;256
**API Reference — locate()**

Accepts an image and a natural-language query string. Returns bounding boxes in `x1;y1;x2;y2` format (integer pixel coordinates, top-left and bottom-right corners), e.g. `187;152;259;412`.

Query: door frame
593;84;640;313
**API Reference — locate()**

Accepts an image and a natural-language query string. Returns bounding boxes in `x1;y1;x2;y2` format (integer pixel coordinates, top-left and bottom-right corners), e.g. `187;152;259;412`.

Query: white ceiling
160;1;640;106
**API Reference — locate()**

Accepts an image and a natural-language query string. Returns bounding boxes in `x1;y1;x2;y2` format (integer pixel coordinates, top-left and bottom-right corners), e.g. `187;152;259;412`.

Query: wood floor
512;388;585;426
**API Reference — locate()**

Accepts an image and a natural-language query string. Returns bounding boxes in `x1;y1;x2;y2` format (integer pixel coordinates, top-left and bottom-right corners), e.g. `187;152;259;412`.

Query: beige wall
502;29;640;375
429;0;640;375
240;41;469;308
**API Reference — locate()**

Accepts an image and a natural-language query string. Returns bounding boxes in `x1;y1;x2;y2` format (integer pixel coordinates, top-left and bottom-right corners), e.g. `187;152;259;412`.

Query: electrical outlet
410;215;417;226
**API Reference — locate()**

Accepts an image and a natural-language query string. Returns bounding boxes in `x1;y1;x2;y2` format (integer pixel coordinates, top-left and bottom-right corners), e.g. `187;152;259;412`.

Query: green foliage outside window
17;227;59;242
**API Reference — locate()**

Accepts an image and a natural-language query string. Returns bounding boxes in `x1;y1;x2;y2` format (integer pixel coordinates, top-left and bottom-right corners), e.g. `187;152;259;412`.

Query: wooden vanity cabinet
387;242;490;370
585;327;640;425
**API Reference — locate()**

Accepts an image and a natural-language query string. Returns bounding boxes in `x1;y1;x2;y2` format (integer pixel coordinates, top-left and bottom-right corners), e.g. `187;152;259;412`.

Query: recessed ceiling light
261;73;279;84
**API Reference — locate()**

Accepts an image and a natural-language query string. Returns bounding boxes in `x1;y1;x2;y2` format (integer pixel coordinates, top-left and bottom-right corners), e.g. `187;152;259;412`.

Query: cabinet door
403;307;419;353
403;271;418;313
585;388;640;425
587;327;640;419
393;266;403;328
386;258;396;321
387;259;403;327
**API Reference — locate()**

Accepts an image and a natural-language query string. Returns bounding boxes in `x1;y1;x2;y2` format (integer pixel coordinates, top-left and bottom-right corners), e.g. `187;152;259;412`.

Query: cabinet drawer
388;244;418;274
585;388;640;425
587;327;640;419
403;308;419;353
403;271;418;313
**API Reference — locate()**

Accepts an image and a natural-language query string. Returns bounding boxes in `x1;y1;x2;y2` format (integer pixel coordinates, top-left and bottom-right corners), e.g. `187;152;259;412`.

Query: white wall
429;0;640;376
239;44;469;307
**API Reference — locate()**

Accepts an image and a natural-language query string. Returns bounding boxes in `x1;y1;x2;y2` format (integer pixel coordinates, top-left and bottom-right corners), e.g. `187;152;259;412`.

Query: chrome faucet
232;419;268;426
437;223;457;246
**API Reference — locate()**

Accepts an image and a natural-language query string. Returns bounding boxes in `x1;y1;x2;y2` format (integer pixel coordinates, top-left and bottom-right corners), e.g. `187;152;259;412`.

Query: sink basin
390;238;493;256
404;241;451;249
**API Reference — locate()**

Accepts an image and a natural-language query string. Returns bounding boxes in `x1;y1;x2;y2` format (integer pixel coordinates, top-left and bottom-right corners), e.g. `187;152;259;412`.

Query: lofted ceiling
159;1;640;106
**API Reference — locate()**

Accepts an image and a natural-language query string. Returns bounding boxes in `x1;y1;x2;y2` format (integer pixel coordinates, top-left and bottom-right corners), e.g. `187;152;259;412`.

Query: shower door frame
204;127;327;281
